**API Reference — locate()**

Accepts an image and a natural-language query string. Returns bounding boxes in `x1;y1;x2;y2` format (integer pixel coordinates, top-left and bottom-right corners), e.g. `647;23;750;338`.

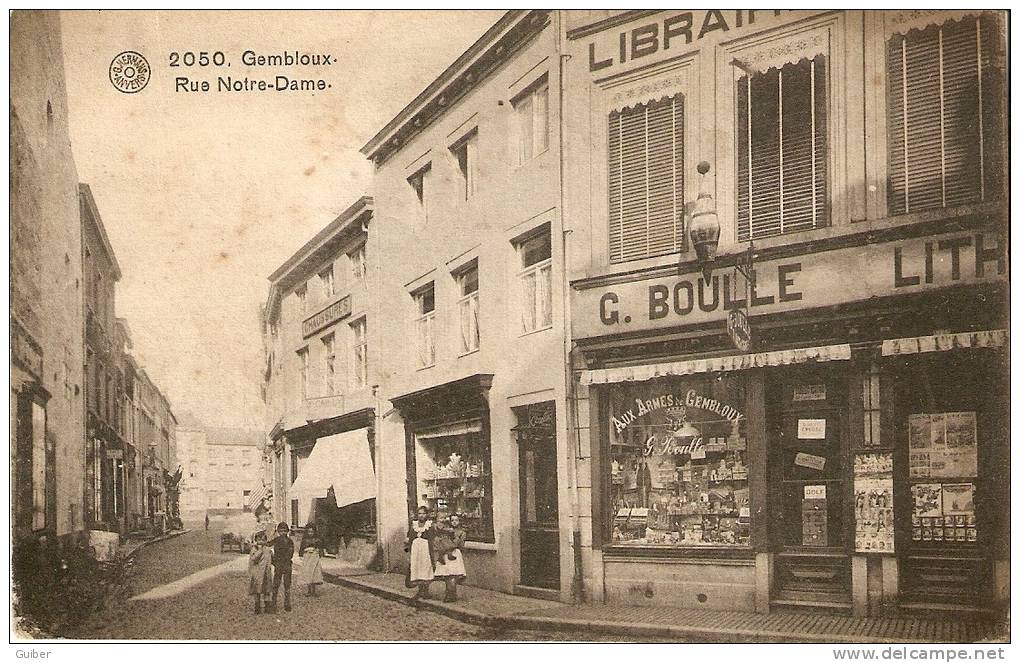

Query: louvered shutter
607;94;684;264
737;56;828;242
887;14;1002;215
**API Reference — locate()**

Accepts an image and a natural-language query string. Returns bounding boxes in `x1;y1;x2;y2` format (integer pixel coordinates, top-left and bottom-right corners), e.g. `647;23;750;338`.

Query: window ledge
603;545;755;562
463;541;497;552
519;324;553;339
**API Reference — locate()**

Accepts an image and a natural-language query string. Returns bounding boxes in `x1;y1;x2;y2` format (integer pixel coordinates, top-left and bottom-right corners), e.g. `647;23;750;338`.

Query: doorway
768;368;852;611
515;402;560;590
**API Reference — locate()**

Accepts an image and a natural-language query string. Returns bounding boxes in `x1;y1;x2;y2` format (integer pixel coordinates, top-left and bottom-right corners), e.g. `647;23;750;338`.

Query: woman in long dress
432;514;467;602
298;523;324;596
405;506;435;599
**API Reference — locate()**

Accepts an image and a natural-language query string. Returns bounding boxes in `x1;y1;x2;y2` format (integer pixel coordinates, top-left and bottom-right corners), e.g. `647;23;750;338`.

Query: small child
247;530;273;614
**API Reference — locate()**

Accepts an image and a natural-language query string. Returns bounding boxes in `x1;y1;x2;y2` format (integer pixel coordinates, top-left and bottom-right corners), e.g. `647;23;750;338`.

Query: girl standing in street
405;506;435;600
298;523;324;597
247;530;273;614
432;514;467;602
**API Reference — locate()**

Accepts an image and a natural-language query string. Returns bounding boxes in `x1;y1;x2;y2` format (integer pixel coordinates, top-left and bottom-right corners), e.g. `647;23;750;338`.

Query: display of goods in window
415;425;493;543
608;378;750;547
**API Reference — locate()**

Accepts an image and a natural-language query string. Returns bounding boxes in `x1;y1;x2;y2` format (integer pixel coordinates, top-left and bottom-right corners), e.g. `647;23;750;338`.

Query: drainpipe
555;10;585;604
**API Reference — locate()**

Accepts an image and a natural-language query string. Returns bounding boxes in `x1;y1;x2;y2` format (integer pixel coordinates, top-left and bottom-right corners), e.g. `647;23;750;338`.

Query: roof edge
79;183;123;280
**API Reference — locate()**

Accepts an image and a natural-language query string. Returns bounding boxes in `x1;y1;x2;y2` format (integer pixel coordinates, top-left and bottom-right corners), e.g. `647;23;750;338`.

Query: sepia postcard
8;8;1011;653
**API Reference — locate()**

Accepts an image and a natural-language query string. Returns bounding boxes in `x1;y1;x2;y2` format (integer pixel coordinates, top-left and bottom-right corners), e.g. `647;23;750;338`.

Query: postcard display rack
908;413;978;546
416;430;492;540
611;416;751;547
853;452;895;553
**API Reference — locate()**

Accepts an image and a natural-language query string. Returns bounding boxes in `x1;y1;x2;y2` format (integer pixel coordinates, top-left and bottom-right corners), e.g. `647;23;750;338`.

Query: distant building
10;10;86;543
176;416;263;517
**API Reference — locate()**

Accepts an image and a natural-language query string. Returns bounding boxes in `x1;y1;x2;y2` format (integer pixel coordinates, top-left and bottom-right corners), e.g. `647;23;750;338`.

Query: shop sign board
726;308;752;352
106;449;124;460
794;452;826;471
302;295;351;338
797;418;827;440
793;384;826;402
610;389;744;434
574;229;1006;340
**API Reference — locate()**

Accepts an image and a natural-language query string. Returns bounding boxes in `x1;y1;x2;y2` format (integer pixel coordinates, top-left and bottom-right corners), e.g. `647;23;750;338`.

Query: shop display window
607;377;750;548
415;421;494;543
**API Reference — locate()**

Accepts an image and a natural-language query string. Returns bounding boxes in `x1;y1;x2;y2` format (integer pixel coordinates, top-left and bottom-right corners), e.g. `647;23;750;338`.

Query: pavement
324;571;1010;644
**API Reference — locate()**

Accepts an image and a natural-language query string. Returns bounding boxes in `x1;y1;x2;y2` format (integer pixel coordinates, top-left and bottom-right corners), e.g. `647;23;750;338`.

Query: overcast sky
60;10;503;429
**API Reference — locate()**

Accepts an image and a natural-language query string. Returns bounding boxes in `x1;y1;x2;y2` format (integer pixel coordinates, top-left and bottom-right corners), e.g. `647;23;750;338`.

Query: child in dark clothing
265;522;295;612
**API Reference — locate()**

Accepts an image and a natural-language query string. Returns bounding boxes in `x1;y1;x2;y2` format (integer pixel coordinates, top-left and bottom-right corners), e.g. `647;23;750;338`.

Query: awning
246;482;270;509
882;330;1008;357
289;429;375;523
580;343;852;386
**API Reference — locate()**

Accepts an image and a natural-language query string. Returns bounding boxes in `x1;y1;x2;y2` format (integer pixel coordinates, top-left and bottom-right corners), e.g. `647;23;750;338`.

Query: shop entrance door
516;404;560;590
768;371;852;612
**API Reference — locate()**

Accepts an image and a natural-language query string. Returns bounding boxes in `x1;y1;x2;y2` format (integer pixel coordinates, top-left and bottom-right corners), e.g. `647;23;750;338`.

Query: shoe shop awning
579;343;852;386
289;428;375;523
881;329;1008;357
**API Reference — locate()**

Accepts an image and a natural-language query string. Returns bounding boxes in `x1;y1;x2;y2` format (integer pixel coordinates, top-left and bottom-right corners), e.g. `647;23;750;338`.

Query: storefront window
607;376;749;548
415;420;494;543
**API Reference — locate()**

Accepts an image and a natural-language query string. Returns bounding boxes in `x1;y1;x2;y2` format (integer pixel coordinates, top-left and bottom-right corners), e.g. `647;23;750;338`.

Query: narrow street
69;526;655;641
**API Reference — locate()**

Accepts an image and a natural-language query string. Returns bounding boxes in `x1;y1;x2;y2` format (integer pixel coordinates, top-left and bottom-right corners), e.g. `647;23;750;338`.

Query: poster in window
911;483;943;518
908;412;978;479
854;476;894;553
942;483;975;516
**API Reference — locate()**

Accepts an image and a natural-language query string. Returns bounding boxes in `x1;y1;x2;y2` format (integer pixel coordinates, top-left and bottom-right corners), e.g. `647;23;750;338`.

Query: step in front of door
771;550;852;613
900;553;992;613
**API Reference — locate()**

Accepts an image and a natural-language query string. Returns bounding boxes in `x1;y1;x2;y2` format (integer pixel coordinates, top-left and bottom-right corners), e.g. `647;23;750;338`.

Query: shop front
283;408;378;565
573;225;1008;616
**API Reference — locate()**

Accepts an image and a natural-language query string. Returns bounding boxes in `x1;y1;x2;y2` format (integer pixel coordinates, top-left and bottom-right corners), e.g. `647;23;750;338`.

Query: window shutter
608;94;684;264
887;14;1002;215
737;56;828;242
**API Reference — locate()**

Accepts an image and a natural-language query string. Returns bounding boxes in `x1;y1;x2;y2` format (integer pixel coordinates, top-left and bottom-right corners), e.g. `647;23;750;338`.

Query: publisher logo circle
109;51;150;94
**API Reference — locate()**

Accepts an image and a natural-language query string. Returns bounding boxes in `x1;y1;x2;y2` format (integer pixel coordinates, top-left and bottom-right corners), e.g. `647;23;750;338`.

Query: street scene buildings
9;8;1010;644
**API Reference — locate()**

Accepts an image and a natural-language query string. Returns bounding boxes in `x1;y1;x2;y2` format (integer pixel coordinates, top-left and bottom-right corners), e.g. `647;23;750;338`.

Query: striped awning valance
580;343;852;386
881;330;1007;357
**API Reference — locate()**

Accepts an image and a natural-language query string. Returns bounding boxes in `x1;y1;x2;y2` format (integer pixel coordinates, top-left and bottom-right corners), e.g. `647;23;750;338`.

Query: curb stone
323;573;1005;644
123;528;191;560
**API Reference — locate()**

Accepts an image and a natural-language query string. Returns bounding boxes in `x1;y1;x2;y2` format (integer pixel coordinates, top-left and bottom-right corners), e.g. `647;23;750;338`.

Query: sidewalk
324;571;1008;644
122;528;191;559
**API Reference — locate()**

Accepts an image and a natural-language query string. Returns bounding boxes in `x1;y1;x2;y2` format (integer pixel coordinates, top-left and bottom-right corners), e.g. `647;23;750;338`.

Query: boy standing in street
265;522;295;612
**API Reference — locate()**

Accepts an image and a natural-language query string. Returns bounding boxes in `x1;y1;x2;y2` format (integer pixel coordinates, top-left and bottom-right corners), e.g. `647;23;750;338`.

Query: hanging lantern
688;161;720;281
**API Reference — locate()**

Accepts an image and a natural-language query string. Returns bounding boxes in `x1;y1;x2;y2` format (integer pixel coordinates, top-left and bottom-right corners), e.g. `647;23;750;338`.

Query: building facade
363;10;580;597
81;183;129;532
176;420;263;518
10;10;87;543
562;9;1007;616
262;196;379;556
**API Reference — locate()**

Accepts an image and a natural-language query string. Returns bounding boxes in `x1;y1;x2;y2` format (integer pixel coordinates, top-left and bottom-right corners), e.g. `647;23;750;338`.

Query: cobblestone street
69;527;658;641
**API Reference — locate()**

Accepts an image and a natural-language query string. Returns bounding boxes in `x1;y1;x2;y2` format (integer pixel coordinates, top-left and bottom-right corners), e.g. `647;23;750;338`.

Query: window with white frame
451;131;478;201
886;13;1004;215
297;347;308;400
516;229;552;334
349;244;367;283
322;333;336;396
295;284;308;314
318;265;335;299
408;164;431;222
736;56;828;241
456;264;480;354
350;318;368;389
608;94;685;263
513;76;550;165
414;284;436;368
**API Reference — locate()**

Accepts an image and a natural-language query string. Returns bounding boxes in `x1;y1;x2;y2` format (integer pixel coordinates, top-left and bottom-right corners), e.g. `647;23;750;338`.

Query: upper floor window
295;285;308;314
457;265;480;354
414;284;436;368
451;131;479;201
886;14;1004;215
349;244;367;283
513;76;550;165
408;164;431;222
516;230;552;334
297;347;308;400
350;318;368;389
318;265;335;299
322;333;336;396
608;94;685;263
737;56;828;241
